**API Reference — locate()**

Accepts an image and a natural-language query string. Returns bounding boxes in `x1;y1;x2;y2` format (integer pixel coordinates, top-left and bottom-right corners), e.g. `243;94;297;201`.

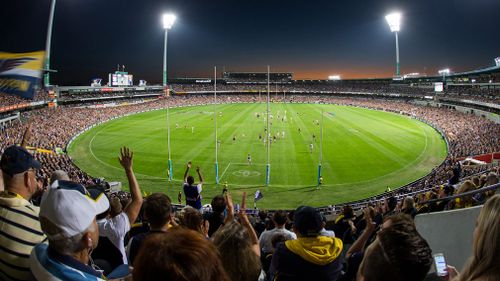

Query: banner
0;51;45;99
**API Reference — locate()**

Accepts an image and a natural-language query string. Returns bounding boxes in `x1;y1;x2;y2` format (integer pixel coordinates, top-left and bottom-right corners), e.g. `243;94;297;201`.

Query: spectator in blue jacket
183;162;204;209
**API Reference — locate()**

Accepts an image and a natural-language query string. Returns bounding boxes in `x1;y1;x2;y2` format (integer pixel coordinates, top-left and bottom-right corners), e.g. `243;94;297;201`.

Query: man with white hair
49;170;70;185
30;180;110;281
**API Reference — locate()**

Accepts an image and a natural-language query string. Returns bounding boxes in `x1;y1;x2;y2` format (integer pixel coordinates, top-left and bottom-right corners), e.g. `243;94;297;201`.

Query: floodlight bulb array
385;13;401;32
163;14;176;29
438;68;450;75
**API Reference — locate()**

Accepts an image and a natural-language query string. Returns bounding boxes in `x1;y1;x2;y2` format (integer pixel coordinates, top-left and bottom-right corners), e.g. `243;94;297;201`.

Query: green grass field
68;103;447;209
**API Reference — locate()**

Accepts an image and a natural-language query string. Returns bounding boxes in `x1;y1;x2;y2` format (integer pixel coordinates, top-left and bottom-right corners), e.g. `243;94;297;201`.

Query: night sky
1;0;499;85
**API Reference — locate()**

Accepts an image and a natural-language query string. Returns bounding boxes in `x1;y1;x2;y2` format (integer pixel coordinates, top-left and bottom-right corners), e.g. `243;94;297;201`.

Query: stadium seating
1;85;499;281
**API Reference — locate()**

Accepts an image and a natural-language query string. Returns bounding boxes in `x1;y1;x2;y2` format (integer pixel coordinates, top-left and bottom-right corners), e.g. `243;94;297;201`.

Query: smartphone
433;253;447;277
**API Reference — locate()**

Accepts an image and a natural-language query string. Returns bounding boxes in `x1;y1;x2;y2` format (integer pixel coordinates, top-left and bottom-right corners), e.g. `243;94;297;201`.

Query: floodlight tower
385;12;402;77
162;13;176;86
44;0;57;87
438;68;450;82
163;13;175;180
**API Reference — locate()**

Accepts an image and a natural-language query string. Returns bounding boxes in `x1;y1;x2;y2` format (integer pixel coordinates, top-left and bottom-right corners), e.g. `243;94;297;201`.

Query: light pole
317;110;324;188
438;68;450;82
266;65;271;186
166;106;172;181
385;12;402;77
162;13;176;86
44;0;57;87
438;68;450;94
214;66;219;184
163;13;175;181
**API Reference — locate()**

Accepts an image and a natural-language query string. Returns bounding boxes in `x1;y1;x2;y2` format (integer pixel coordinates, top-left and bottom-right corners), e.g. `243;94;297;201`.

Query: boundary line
89;129;165;180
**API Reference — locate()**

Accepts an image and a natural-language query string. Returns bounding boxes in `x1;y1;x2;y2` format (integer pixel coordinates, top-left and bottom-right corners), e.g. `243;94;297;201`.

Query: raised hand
443;265;459;281
224;192;234;224
237;192;251;226
119;147;134;171
363;207;376;233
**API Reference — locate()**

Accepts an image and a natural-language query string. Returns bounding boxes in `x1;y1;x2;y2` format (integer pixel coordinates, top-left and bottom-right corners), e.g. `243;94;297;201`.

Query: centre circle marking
232;170;261;177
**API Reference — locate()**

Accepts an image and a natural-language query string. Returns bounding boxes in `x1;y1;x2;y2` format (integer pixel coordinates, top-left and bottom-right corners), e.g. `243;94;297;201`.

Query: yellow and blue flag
0;51;45;99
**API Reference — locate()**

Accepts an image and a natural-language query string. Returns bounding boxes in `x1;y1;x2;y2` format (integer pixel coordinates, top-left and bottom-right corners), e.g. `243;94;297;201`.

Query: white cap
40;180;110;239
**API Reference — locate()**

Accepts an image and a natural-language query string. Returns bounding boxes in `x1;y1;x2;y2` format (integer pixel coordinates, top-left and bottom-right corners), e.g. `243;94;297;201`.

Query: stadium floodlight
385;12;402;77
44;0;57;87
438;68;450;75
214;66;219;184
495;57;500;66
385;12;401;32
163;13;176;29
162;13;176;86
162;13;176;179
438;68;450;83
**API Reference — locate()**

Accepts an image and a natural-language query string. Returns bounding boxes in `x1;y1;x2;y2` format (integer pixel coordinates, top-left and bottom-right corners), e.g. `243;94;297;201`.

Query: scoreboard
434;82;444;92
109;71;133;86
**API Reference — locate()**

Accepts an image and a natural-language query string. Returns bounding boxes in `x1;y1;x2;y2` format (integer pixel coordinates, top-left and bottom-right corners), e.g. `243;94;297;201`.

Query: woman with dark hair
132;227;230;281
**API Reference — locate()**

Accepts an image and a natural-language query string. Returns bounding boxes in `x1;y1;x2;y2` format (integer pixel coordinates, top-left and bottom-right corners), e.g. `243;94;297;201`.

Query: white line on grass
321;111;432;186
219;162;231;181
89;129;164;180
231;162;268;166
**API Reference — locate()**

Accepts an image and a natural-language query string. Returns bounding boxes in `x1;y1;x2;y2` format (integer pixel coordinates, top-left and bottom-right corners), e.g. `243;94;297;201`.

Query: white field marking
322;113;432;185
219;162;231;181
88;129;165;180
231;162;267;166
231;170;261;177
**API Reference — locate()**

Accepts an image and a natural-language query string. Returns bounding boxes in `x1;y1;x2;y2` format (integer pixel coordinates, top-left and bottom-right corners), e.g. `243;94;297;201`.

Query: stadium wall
415;205;481;271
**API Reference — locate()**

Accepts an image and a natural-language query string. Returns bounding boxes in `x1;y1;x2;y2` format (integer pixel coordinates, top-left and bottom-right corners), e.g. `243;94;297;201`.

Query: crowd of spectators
58;90;163;102
1;141;498;280
1;89;499;281
2;81;498;112
444;86;499;104
0;93;498;204
0;92;29;107
0;91;49;108
60;97;158;108
171;83;433;96
170;83;499;103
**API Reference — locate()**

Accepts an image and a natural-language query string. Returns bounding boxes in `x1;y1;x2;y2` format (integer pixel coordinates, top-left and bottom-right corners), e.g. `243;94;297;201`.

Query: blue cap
0;146;41;176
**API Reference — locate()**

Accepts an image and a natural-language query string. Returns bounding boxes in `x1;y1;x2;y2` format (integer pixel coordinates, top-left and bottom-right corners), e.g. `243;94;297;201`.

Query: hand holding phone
433;253;447;277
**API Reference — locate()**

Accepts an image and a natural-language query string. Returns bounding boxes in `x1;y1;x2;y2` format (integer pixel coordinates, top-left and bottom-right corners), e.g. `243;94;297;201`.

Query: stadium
1;2;500;281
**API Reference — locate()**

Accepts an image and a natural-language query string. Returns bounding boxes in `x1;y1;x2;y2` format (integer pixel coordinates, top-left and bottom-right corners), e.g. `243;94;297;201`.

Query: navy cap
0;146;41;176
294;206;323;237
